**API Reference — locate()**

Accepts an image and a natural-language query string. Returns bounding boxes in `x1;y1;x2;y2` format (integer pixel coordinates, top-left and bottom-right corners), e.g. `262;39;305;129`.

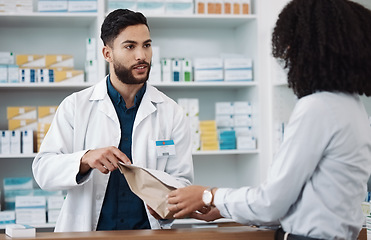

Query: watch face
202;189;212;206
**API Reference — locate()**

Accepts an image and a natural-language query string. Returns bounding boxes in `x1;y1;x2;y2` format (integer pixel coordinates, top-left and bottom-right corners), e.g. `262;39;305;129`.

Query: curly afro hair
272;0;371;98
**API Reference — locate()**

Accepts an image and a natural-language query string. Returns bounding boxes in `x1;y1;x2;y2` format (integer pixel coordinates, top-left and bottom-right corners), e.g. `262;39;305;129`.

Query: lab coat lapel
89;77;119;126
134;84;164;130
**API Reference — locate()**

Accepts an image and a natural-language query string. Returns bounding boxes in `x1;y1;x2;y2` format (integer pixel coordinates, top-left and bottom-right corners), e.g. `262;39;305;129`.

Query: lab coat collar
89;76;165;128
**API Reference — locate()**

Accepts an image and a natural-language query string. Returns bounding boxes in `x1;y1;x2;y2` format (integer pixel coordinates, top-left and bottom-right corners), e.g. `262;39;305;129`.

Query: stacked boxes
6;107;37;154
15;54;84;84
0;0;33;13
38;0;68;12
2;178;64;224
0;211;16;225
68;0;97;12
194;58;224;82
199;120;219;150
0;52;18;83
1;106;58;154
165;0;193;15
46;195;65;223
15;196;46;224
195;0;251;15
215;101;256;150
107;0;246;15
3;178;33;211
85;38;98;83
224;57;253;81
37;106;57;150
107;0;137;12
177;98;200;152
137;0;165;15
38;0;97;12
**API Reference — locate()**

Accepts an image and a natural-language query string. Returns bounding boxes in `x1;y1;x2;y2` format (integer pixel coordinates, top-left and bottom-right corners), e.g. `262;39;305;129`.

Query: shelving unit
0;0;280;230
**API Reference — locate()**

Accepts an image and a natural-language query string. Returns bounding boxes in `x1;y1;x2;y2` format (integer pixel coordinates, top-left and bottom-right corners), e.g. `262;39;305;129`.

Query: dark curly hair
272;0;371;98
101;9;149;47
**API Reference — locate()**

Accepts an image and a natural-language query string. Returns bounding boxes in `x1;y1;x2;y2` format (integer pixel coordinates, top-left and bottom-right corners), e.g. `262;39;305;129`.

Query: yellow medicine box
7;107;37;120
8;119;37;131
16;54;44;68
54;70;84;83
38;106;58;123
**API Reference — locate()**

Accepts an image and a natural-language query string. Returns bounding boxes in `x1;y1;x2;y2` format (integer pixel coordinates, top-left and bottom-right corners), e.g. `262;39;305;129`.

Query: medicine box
0;65;7;83
4;189;33;210
5;224;35;238
54;70;84;83
37;68;54;83
165;0;193;15
233;101;252;115
15;196;46;209
107;0;137;12
38;0;68;12
8;65;19;83
15;0;33;13
8;119;38;131
0;211;16;225
10;130;21;154
86;38;97;61
172;59;181;82
215;102;234;115
224;58;253;81
233;114;252;127
21;129;35;154
19;68;36;83
216;115;234;127
161;58;172;82
194;58;223;81
38;106;58;124
0;52;14;65
47;195;65;210
68;0;97;12
16;54;44;68
137;0;165;15
47;209;61;223
1;130;11;154
45;55;74;68
47;209;60;223
85;60;98;83
181;59;192;82
3;177;33;191
195;0;206;14
237;136;256;149
7;107;37;120
15;208;46;224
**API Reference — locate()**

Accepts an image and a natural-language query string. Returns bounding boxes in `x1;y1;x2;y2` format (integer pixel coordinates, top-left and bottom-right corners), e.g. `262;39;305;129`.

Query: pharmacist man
32;9;193;232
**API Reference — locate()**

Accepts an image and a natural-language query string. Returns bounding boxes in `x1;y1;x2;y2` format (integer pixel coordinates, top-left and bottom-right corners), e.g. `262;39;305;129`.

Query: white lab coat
32;77;194;232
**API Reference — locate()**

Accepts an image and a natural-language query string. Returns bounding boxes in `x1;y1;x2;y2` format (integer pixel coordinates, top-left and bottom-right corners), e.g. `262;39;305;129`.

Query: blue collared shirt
96;76;150;230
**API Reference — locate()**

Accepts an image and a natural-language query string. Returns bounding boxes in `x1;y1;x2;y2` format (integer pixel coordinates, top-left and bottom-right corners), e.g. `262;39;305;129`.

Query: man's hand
80;146;131;174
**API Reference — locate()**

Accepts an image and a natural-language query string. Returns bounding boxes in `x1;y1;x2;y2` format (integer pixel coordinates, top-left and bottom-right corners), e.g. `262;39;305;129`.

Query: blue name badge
155;140;176;157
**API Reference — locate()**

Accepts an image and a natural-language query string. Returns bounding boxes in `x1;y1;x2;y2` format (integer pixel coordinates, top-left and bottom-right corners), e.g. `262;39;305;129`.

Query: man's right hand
80;146;131;174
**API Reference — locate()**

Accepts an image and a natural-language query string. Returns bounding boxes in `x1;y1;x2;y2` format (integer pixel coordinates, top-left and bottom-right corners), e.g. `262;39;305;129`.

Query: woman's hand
191;207;222;222
167;185;207;218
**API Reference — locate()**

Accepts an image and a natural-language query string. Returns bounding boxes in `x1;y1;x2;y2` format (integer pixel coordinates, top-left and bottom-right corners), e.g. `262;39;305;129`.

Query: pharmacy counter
0;226;275;240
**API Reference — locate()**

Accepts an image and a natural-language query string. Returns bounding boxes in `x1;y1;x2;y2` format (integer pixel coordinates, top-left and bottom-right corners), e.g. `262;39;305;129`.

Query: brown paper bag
117;164;183;219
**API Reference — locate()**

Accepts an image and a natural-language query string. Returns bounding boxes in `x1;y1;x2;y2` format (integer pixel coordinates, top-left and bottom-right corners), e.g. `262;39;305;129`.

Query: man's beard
113;60;151;85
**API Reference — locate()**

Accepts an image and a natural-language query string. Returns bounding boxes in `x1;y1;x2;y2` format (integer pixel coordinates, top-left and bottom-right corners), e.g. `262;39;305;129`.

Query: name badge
156;140;176;157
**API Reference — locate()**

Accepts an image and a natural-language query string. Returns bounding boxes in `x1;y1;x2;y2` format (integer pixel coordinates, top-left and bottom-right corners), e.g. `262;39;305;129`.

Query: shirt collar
106;75;147;108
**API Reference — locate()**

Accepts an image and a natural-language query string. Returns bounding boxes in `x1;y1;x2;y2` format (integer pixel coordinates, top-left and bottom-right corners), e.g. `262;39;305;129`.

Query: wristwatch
202;187;215;207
